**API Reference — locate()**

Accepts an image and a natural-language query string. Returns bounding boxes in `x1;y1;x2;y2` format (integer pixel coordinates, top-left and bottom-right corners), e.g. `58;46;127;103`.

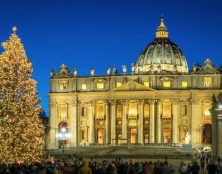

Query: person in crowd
187;163;192;174
105;162;118;174
179;162;187;174
117;161;127;174
128;160;136;174
191;161;200;174
78;160;92;174
206;159;217;174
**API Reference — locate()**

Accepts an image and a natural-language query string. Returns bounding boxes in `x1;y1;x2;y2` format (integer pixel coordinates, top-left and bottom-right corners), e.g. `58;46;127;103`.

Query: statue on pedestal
106;67;111;75
90;67;94;76
131;63;135;74
50;70;55;78
122;64;127;74
185;132;191;144
73;67;77;77
112;65;117;75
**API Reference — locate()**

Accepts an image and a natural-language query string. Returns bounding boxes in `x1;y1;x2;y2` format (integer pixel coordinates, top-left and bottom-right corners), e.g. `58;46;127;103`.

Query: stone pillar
89;102;95;144
70;101;78;147
111;101;116;145
105;102;110;144
138;100;144;144
150;100;155;143
211;101;222;158
217;121;222;157
191;99;200;145
156;100;161;143
172;100;179;144
122;101;127;142
49;101;57;149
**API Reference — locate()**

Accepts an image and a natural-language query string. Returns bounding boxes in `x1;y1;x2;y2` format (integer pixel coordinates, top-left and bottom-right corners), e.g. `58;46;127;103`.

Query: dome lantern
155;18;169;39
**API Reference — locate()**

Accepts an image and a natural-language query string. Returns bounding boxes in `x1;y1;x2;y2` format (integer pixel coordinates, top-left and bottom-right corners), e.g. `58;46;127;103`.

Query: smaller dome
135;18;188;74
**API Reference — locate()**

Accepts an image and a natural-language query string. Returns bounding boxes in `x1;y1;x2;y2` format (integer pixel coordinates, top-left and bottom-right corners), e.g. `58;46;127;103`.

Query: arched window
202;123;212;144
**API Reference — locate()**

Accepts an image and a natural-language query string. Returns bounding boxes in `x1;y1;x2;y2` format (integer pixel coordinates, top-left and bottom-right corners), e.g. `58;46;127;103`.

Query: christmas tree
0;27;43;164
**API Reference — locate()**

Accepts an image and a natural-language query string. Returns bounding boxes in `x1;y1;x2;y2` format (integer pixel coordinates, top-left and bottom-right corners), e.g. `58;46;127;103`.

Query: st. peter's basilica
48;18;222;151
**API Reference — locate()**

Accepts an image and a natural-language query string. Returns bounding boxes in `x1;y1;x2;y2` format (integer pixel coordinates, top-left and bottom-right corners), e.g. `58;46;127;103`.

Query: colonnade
87;99;179;145
48;99;180;148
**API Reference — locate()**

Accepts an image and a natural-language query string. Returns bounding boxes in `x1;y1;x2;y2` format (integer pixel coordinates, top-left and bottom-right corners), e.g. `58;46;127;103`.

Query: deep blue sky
0;0;221;115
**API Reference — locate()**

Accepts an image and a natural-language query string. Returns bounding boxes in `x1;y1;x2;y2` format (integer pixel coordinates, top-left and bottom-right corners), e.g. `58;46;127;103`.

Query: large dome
135;18;188;74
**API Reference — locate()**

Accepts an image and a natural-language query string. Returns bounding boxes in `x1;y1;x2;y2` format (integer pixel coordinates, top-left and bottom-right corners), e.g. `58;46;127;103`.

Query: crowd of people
0;157;222;174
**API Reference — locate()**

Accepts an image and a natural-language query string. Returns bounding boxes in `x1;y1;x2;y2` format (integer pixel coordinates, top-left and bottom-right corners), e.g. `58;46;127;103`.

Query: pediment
112;80;155;91
53;64;73;78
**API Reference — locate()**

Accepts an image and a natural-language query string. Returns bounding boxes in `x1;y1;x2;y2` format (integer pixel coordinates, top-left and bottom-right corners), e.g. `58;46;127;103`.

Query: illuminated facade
48;18;222;149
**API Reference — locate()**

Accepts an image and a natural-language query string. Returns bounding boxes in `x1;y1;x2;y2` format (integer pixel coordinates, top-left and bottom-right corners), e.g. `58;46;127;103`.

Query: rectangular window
81;83;87;90
163;81;171;88
204;77;212;87
96;83;104;89
59;82;68;90
144;82;150;87
116;82;122;87
181;81;187;88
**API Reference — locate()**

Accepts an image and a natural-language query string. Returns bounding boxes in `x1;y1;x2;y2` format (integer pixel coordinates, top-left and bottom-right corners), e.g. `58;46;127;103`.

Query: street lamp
56;127;71;157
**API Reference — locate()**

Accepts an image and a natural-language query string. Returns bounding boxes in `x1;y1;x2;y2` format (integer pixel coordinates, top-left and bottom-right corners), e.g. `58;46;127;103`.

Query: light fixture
61;127;66;133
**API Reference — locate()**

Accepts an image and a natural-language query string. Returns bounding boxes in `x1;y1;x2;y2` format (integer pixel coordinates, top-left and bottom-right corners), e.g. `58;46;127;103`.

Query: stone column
172;100;179;144
190;99;200;145
122;101;127;142
111;101;116;145
105;102;110;144
211;102;222;158
156;100;161;143
49;101;57;149
150;100;155;143
139;100;144;144
70;101;78;147
217;120;222;157
89;102;95;144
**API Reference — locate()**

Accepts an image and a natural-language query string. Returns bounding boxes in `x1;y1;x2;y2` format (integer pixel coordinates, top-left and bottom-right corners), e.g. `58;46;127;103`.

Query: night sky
0;0;221;115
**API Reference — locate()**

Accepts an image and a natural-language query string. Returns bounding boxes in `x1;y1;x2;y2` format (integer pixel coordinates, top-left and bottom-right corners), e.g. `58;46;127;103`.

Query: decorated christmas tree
0;27;43;164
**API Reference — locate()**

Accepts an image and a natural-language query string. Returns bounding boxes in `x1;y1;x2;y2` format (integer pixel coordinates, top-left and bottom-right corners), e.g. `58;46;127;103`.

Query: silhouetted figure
191;162;200;174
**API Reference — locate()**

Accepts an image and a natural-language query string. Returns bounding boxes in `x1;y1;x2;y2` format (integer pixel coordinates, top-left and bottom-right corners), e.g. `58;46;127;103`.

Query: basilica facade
48;18;222;149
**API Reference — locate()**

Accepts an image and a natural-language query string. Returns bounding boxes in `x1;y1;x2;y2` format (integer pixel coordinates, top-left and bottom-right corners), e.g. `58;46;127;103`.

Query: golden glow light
163;81;171;88
181;81;187;88
204;77;212;87
96;82;104;89
81;83;87;89
144;82;149;87
116;82;122;87
0;27;43;164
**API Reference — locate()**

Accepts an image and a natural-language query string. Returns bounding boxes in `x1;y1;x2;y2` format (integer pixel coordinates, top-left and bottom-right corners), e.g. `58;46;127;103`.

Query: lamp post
56;127;71;157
